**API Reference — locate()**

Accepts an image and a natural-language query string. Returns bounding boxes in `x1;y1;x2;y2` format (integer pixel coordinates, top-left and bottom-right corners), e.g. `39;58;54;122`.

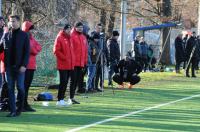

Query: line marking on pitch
67;94;200;132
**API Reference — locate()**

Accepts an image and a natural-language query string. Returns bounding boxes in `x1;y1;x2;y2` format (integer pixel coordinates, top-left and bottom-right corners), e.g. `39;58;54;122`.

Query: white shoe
56;100;67;106
67;99;72;105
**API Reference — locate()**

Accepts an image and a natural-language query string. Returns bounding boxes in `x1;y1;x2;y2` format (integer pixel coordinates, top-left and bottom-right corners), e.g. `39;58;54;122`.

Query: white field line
67;94;200;132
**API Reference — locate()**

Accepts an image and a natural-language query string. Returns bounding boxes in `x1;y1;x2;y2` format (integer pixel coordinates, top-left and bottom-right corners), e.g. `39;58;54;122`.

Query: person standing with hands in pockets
0;15;30;117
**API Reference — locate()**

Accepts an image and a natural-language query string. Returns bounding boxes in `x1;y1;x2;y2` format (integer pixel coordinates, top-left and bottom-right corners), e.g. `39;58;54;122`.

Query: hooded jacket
70;28;88;67
53;30;75;70
22;21;42;69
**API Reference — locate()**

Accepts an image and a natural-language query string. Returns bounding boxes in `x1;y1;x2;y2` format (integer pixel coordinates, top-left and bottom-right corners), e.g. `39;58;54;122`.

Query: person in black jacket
107;30;120;86
91;23;108;91
175;34;186;73
86;33;100;92
0;15;30;117
185;32;199;77
182;34;188;69
132;35;142;61
113;52;142;89
140;37;149;72
196;35;200;70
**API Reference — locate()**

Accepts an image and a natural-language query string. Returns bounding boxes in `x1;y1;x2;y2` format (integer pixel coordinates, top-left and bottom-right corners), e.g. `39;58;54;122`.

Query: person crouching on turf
86;33;100;92
113;52;142;89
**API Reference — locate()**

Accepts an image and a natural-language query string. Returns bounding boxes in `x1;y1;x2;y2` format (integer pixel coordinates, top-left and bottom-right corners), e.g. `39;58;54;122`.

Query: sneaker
77;89;86;93
87;89;94;93
24;105;36;112
67;99;72;105
108;82;113;86
119;83;124;89
128;84;133;89
192;75;197;78
56;100;67;106
95;88;103;92
71;99;80;104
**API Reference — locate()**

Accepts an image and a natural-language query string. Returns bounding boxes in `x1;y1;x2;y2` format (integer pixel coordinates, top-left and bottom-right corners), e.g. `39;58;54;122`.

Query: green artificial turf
0;71;200;132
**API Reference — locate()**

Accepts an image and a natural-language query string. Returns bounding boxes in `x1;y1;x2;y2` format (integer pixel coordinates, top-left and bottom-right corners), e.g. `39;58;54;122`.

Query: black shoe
87;89;94;93
186;74;190;77
6;112;17;117
108;82;113;86
95;88;103;92
71;99;80;104
192;75;197;78
24;105;36;112
16;111;21;116
77;89;86;93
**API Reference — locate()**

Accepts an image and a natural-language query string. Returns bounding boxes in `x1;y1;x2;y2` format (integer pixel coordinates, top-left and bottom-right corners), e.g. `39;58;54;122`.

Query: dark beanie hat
64;24;71;30
74;21;83;27
112;30;119;36
0;16;4;21
92;33;100;40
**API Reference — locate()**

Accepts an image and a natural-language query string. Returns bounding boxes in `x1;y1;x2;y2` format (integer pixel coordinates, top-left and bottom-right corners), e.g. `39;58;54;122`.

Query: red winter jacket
22;21;42;70
0;52;5;73
53;30;75;70
0;27;9;73
70;28;88;67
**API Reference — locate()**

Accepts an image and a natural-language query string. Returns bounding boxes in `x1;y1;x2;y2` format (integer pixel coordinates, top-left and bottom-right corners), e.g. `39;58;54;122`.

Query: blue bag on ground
34;92;53;101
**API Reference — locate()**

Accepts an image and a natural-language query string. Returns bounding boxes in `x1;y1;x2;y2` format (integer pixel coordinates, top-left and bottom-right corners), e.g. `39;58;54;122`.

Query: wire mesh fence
31;27;60;87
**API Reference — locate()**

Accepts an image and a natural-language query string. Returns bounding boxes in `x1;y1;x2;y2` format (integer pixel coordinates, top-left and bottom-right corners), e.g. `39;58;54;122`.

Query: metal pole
120;0;127;59
198;0;200;35
0;0;2;16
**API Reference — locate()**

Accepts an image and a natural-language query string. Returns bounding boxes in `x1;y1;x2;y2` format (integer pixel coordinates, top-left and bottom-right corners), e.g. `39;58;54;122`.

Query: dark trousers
186;58;197;76
175;61;182;72
142;57;148;72
6;67;25;113
0;73;8;101
113;74;141;85
24;69;35;106
74;66;86;92
108;62;116;84
94;64;102;89
58;70;75;100
78;67;86;91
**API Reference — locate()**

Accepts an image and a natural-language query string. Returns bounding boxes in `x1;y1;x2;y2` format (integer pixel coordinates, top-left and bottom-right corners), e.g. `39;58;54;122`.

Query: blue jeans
6;67;25;113
87;64;96;90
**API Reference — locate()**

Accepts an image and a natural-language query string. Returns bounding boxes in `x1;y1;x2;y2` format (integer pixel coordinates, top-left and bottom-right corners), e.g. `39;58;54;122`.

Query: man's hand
19;66;26;73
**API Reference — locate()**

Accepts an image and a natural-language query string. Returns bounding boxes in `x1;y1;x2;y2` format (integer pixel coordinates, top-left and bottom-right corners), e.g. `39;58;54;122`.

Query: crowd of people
2;14;199;118
175;31;200;77
0;15;145;117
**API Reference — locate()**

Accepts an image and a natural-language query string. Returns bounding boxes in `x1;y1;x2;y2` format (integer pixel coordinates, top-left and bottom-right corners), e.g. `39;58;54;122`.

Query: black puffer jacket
175;36;186;62
107;38;120;63
186;36;200;60
115;59;142;78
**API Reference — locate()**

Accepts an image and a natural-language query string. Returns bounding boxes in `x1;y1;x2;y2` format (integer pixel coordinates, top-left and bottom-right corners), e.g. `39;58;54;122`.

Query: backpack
34;92;53;101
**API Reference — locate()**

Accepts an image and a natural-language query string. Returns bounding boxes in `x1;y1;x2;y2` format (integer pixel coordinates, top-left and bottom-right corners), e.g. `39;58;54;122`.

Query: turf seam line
66;94;200;132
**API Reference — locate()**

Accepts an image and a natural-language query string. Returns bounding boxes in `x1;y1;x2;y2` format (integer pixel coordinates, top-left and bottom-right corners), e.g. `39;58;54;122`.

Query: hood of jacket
22;21;33;32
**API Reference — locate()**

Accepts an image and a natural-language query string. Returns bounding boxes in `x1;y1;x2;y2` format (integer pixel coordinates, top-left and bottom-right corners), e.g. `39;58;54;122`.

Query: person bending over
113;52;142;89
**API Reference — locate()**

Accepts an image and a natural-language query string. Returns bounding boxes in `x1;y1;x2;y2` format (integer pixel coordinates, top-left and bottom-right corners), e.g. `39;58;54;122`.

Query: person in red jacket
71;22;88;99
22;21;42;111
54;24;78;106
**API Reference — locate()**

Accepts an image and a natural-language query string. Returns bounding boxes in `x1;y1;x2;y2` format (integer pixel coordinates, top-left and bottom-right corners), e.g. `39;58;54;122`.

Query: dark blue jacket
0;29;30;69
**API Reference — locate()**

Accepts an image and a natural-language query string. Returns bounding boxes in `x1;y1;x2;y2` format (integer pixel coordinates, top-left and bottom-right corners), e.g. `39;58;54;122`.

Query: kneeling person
113;52;142;88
